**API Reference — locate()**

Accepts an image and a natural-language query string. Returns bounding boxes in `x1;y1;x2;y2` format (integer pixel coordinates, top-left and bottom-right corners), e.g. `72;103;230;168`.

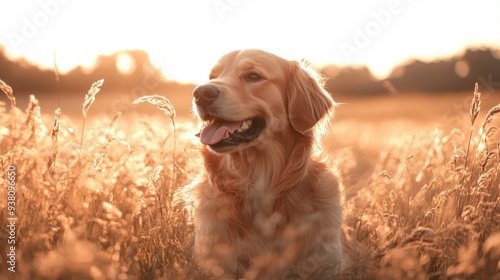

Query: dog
189;49;344;279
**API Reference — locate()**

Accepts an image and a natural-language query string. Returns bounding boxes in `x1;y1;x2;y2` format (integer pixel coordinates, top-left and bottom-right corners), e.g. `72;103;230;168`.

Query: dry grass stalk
0;78;15;108
464;83;482;171
52;108;61;141
81;79;104;146
25;95;40;122
24;95;43;145
150;165;165;215
47;108;61;173
1;79;18;137
82;79;104;118
133;95;176;120
479;104;500;134
476;104;500;163
133;95;177;201
469;83;481;125
1;80;499;279
150;165;164;185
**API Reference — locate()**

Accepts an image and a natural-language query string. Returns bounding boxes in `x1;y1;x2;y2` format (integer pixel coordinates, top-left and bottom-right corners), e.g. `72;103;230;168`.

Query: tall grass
133;95;177;206
0;80;499;279
81;79;104;147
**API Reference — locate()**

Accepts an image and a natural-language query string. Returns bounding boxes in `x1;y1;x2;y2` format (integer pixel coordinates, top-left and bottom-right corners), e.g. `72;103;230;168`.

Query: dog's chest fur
194;150;343;279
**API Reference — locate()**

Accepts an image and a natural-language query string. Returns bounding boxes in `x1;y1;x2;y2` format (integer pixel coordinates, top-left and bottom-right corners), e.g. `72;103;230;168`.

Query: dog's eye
245;72;263;82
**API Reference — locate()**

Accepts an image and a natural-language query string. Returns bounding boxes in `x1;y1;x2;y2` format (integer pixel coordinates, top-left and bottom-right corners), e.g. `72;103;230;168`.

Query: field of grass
1;79;499;279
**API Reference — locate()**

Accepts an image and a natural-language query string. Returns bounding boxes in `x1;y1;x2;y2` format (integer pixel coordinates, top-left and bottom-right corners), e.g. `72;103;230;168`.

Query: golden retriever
189;49;343;279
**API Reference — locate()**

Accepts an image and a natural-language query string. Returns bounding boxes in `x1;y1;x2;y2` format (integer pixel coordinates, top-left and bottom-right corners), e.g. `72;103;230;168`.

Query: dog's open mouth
196;116;265;152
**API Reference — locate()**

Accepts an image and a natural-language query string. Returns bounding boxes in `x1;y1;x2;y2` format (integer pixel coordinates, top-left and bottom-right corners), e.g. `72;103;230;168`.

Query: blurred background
0;0;499;123
2;3;500;278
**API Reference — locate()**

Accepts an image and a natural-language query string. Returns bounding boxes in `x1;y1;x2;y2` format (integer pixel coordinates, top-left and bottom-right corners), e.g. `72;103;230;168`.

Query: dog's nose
193;84;220;107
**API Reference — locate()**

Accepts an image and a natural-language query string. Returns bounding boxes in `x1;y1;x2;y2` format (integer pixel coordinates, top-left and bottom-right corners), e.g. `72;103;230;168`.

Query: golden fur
189;49;344;279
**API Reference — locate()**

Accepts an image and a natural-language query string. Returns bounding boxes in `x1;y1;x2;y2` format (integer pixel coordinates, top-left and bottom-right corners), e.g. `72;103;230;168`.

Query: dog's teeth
240;120;251;131
224;130;230;139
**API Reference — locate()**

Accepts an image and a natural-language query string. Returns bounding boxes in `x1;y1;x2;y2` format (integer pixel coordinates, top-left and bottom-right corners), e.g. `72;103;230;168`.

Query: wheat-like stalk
133;95;177;200
0;78;15;108
1;79;18;138
82;79;104;118
464;83;482;170
479;103;500;152
25;95;43;145
470;83;481;125
133;95;176;120
47;108;61;173
25;95;41;123
150;165;164;185
81;79;104;146
150;165;165;216
52;108;61;141
456;83;484;215
479;104;500;135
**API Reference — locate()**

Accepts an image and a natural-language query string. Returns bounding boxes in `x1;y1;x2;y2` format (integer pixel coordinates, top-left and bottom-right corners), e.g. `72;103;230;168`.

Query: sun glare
0;0;499;83
454;60;470;78
2;2;500;279
116;53;135;76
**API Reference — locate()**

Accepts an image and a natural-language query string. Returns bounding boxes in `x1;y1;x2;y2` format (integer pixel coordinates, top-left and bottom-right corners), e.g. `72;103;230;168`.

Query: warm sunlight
2;2;500;280
1;0;499;84
116;53;135;75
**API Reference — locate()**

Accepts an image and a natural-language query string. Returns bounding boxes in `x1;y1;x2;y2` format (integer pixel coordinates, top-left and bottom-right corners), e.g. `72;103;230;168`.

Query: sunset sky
1;0;499;84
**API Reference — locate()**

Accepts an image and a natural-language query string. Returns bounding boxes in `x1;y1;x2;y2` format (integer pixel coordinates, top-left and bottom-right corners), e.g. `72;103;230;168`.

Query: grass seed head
83;79;104;118
150;165;164;185
479;104;500;151
2;79;500;279
470;83;481;125
133;95;176;120
0;78;15;108
25;95;42;126
480;104;500;135
52;108;61;141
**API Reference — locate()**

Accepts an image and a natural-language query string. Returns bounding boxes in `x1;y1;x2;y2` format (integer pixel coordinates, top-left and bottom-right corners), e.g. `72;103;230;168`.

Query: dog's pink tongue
200;121;241;145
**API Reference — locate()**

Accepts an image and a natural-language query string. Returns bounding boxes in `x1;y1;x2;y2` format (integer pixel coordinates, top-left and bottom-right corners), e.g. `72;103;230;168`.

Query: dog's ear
287;61;335;134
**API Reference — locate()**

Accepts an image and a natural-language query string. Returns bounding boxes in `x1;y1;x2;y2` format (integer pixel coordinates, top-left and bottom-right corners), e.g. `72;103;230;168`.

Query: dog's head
193;49;335;154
